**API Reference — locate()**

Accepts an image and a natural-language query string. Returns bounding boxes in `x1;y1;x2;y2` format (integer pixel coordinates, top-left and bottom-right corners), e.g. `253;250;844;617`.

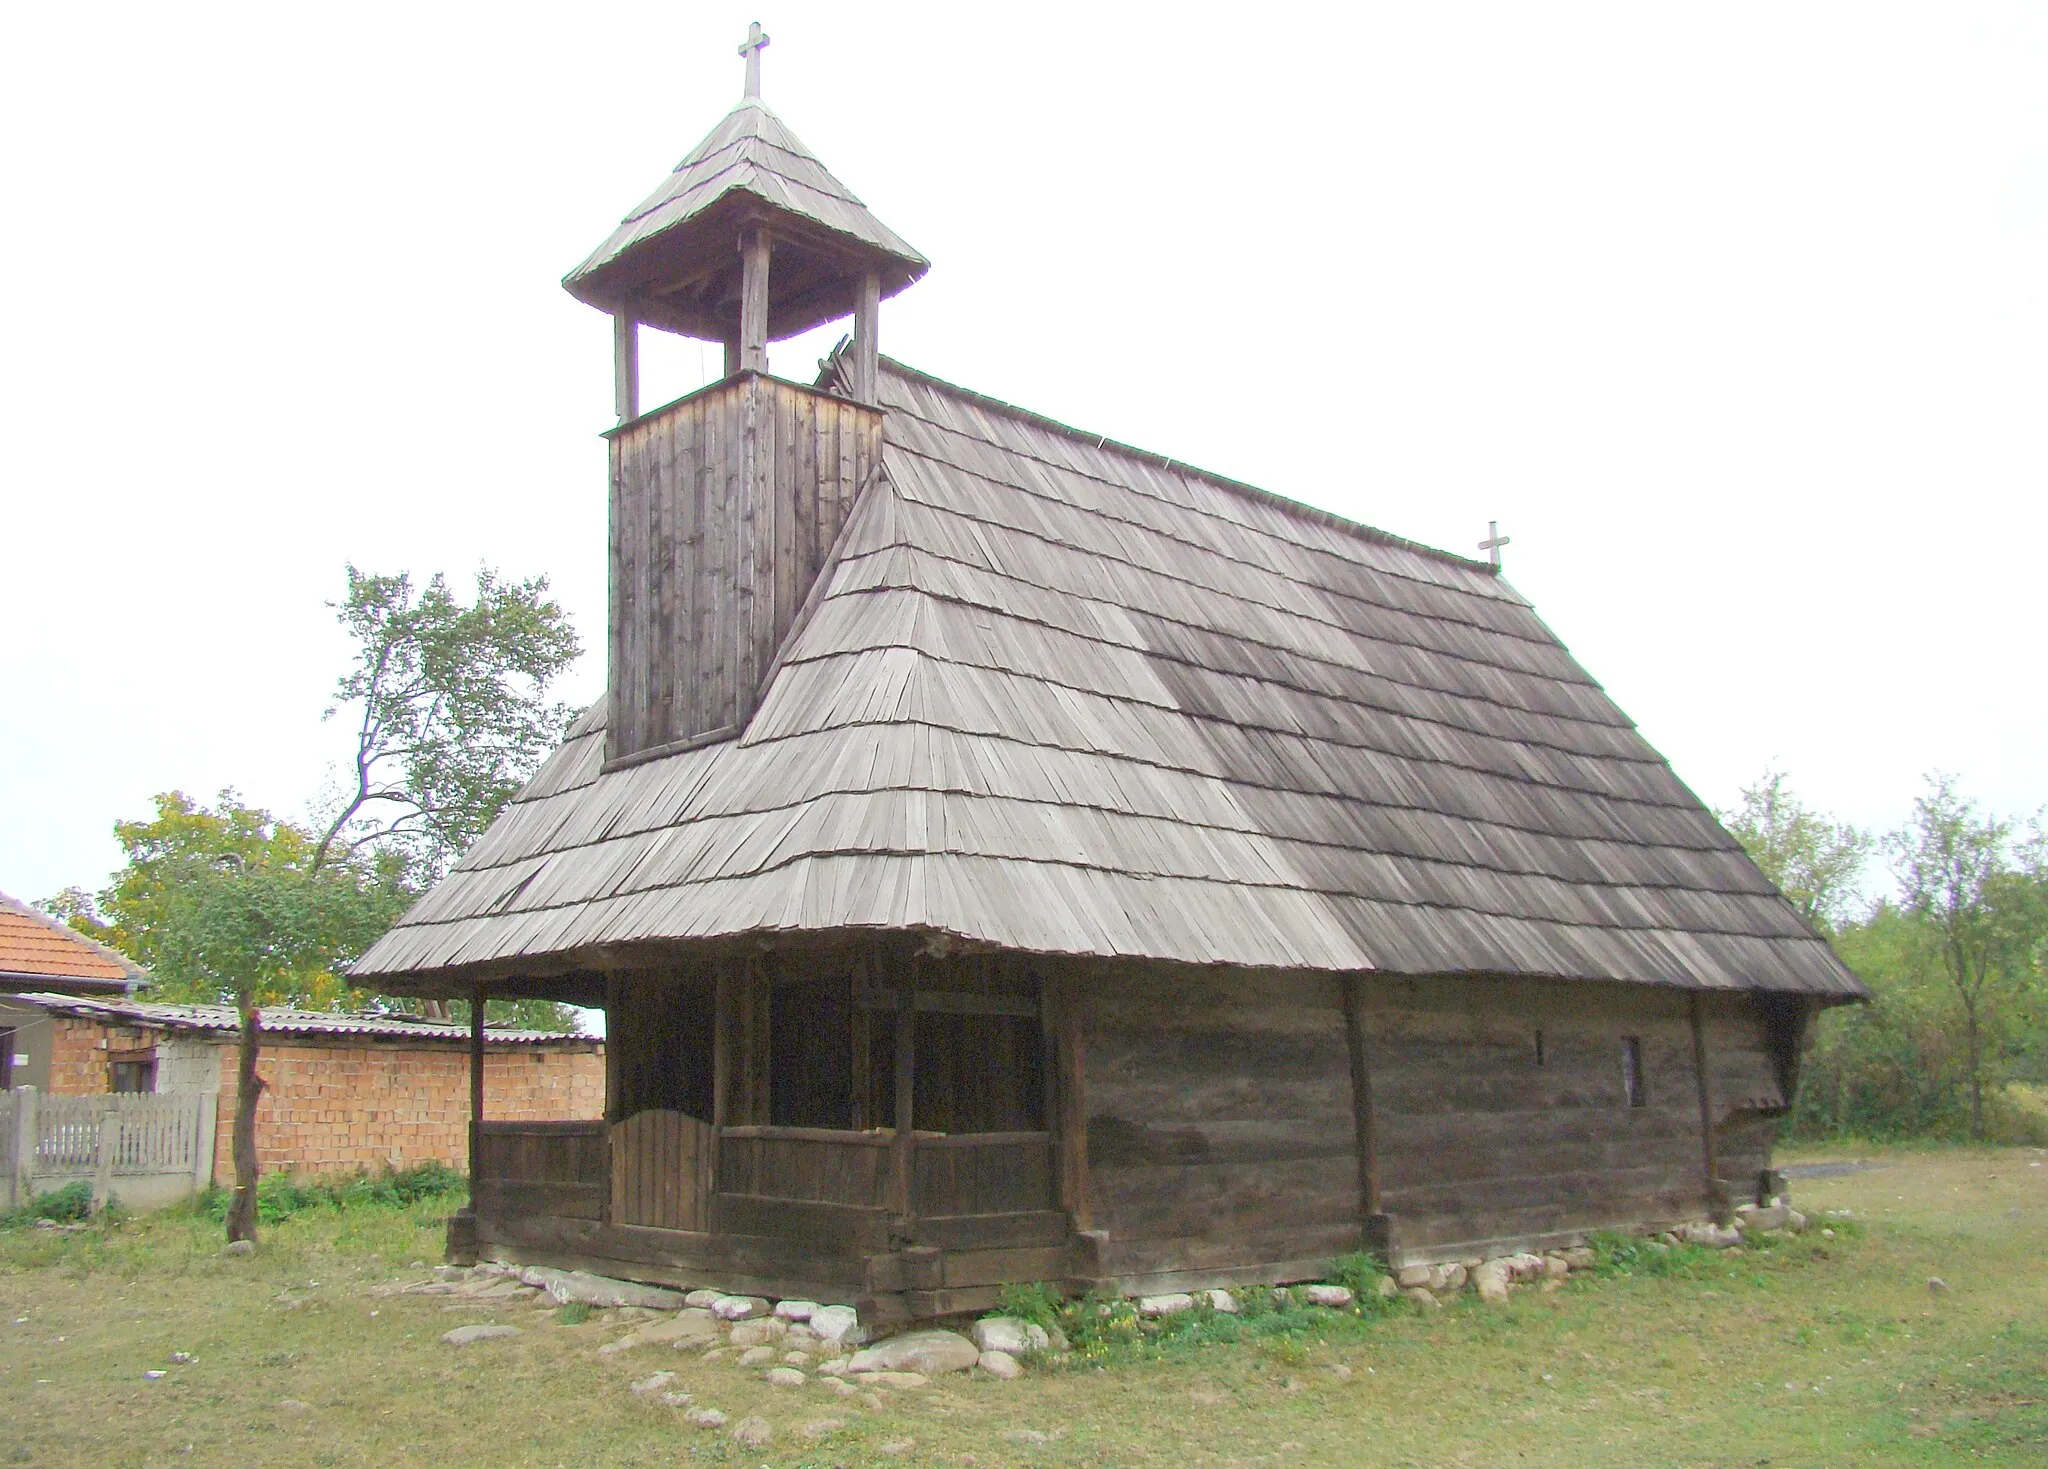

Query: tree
97;791;403;1240
314;565;581;884
1886;774;2041;1139
1721;770;1873;935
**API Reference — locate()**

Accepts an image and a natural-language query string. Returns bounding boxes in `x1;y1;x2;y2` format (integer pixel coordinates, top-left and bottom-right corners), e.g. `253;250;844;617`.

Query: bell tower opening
562;26;929;765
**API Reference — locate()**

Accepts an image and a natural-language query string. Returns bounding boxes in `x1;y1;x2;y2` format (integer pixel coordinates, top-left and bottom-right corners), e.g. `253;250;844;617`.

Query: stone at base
731;1416;772;1448
441;1324;520;1345
972;1317;1050;1355
444;1210;478;1267
810;1304;865;1349
979;1349;1023;1380
222;1240;255;1258
846;1330;978;1375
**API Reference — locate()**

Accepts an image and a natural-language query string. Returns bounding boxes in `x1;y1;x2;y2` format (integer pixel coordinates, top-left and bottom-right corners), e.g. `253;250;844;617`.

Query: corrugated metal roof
5;993;594;1045
354;360;1864;1001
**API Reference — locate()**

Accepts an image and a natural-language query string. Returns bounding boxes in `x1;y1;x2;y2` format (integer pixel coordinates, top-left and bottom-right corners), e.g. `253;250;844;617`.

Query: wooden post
1689;993;1724;1221
850;269;880;402
1048;973;1092;1231
890;954;917;1221
1341;976;1386;1253
738;228;772;373
10;1087;33;1210
469;982;486;1188
850;949;872;1131
711;960;733;1191
613;308;639;422
744;956;772;1125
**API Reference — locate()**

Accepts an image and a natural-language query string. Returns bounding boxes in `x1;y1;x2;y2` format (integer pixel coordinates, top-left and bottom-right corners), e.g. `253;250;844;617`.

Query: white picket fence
0;1088;215;1213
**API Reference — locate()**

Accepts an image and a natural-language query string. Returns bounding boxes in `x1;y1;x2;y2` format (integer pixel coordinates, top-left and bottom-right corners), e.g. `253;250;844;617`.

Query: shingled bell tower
564;25;928;766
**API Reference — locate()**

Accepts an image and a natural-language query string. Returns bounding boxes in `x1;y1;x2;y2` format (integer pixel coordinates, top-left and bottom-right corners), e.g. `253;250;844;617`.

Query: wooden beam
711;960;733;1193
850;269;880;402
850;949;872;1132
1052;976;1091;1231
738;228;771;373
1689;993;1724;1220
891;956;917;1220
469;981;486;1191
722;331;741;379
1341;976;1382;1223
613;309;639;423
745;956;771;1126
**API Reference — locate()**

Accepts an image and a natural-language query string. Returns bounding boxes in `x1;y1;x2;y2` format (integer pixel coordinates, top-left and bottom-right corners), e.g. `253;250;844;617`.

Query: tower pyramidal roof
564;64;927;343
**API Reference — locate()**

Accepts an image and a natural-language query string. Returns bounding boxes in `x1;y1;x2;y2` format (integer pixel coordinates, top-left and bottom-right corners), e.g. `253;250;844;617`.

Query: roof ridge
876;358;1503;579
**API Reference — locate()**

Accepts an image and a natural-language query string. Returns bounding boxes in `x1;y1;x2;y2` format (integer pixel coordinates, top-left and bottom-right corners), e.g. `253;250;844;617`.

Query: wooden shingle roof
354;363;1863;1000
563;98;928;339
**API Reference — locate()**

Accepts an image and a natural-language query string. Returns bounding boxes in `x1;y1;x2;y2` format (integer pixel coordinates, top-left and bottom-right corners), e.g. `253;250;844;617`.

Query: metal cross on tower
739;22;771;98
1479;520;1511;568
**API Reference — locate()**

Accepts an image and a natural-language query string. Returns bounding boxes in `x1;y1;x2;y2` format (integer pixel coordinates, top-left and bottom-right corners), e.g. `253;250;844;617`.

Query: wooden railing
914;1131;1055;1216
474;1120;605;1222
720;1126;1056;1217
719;1125;893;1209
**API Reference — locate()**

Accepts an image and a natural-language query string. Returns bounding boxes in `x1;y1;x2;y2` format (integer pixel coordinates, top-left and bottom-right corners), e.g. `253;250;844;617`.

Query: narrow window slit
1622;1036;1647;1108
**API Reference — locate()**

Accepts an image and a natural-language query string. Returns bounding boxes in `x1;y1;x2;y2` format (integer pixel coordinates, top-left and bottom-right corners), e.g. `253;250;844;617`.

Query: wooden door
609;1109;715;1232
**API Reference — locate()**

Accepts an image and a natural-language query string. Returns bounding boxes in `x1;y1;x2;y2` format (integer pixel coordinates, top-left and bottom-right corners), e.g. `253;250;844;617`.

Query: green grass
2;1147;2044;1465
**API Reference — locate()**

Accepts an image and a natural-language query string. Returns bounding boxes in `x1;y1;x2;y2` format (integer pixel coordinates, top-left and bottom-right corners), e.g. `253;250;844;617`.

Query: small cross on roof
739;22;770;99
1479;520;1511;568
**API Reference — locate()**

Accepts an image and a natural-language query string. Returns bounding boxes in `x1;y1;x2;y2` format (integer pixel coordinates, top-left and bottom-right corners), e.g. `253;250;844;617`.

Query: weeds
198;1161;465;1224
0;1180;94;1229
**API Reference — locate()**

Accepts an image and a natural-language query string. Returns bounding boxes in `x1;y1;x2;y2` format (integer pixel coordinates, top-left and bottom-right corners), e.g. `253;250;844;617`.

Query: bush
1787;908;2048;1146
200;1161;465;1224
993;1280;1064;1329
0;1180;94;1229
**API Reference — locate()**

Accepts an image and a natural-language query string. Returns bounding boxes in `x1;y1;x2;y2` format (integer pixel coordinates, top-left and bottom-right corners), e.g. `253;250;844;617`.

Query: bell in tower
563;22;927;413
568;26;927;767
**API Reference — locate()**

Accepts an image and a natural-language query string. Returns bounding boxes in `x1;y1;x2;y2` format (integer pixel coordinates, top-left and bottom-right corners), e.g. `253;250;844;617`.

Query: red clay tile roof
0;892;144;988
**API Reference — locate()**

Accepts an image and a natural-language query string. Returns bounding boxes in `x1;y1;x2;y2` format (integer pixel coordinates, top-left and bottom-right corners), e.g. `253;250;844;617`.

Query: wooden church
354;28;1865;1320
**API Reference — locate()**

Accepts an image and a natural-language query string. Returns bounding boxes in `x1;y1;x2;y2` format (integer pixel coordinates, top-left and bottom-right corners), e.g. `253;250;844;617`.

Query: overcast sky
3;1;2043;914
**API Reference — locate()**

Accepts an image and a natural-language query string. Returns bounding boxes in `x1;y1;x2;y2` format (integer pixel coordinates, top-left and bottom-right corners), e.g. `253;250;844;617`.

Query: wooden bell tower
563;25;929;766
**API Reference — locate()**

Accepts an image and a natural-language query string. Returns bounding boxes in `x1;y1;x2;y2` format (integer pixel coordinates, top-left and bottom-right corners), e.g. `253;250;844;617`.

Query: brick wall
210;1038;605;1180
47;1015;142;1093
34;1013;605;1181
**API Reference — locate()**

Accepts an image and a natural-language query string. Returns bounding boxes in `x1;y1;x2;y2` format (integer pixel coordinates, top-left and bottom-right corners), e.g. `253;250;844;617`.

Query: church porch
465;939;1076;1321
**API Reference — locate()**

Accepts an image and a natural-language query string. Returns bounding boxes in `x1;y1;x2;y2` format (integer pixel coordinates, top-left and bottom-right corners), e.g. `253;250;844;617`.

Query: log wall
606;373;882;763
1080;970;1362;1292
1363;976;1791;1263
1074;967;1799;1285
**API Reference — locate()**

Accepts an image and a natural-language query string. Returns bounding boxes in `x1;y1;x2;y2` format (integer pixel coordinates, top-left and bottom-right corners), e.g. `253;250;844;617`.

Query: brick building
0;993;603;1181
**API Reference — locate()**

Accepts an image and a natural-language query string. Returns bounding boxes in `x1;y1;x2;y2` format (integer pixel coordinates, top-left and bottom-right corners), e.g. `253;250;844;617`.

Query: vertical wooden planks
604;378;885;760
